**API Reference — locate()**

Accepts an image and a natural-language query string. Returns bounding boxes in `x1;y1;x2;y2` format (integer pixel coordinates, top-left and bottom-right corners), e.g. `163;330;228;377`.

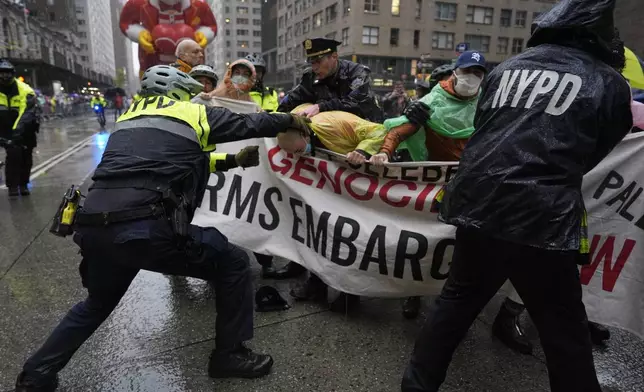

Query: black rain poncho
439;0;633;251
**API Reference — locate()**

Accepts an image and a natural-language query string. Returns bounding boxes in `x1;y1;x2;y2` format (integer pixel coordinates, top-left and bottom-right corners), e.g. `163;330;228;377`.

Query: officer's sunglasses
307;55;330;65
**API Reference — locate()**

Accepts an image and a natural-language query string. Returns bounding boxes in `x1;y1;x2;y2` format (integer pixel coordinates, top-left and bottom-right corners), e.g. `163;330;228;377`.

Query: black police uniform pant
21;220;254;383
401;228;601;392
4;144;33;188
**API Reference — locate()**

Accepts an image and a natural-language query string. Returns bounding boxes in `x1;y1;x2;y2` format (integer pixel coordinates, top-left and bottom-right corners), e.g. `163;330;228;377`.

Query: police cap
303;38;342;61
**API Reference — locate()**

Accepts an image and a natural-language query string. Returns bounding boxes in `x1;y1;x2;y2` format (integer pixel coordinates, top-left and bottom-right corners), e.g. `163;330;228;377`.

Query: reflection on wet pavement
0;116;642;392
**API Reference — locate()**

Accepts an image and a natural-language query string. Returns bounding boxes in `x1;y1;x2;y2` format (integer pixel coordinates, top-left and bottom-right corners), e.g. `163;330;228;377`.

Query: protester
371;51;486;166
206;59;259;108
171;39;204;73
246;54;279;112
400;1;633;391
414;80;431;101
382;81;410;119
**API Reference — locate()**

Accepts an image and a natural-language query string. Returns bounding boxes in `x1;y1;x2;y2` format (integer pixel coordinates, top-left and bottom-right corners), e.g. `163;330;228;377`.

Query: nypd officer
245;54;279;112
266;37;384;282
0;59;39;197
15;65;312;391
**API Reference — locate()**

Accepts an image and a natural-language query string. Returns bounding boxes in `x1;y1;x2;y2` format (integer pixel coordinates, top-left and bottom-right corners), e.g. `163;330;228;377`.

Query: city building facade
1;0;112;93
273;0;557;92
261;0;279;88
209;0;264;79
614;0;644;60
75;0;116;81
110;0;138;95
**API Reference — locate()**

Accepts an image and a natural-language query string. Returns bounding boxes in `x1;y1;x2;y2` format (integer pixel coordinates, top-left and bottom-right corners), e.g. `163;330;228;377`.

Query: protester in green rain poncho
370;51;487;165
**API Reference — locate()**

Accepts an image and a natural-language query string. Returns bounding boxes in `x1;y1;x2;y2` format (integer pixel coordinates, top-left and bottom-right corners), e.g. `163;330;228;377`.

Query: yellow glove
139;29;155;54
194;31;208;47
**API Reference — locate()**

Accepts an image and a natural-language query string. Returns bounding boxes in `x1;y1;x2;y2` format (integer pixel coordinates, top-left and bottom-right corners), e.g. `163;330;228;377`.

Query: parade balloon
152;23;194;56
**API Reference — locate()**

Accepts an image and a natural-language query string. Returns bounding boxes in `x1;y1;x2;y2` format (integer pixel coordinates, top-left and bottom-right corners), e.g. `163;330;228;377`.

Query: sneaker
19;185;30;196
8;187;19;197
402;296;421;319
15;372;59;392
208;344;274;379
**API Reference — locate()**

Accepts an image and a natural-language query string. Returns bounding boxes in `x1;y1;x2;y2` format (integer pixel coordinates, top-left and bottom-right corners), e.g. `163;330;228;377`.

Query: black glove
235;145;260;168
404;101;431;127
289;114;312;136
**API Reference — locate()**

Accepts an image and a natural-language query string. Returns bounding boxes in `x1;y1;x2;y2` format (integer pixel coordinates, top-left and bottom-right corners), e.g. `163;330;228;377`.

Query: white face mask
453;70;482;97
231;75;249;85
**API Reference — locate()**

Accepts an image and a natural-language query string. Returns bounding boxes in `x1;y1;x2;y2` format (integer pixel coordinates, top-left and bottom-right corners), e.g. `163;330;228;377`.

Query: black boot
208;344;273;379
402;296;421;319
290;274;327;301
8;187;19;197
492;298;533;355
328;290;360;313
588;321;610;345
20;185;30;196
15;372;59;392
272;261;307;280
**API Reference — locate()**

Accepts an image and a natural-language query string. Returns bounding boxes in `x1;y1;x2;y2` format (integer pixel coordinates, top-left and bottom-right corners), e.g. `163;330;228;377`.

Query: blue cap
455;51;487;72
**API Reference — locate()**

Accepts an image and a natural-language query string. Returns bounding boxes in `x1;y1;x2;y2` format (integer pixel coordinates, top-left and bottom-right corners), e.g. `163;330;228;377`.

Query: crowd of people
6;0;644;391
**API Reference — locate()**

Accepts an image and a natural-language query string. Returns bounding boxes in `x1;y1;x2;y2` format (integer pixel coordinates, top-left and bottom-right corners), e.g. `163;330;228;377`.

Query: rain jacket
293;103;386;156
210;59;258;103
278;59;384;123
380;76;478;162
440;0;633;252
0;78;38;147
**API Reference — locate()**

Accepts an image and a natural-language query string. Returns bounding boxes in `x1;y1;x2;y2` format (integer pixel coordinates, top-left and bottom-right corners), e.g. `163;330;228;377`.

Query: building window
303;17;311;33
287;48;292;61
413;30;419;48
313;11;323;29
279;16;284;28
77;19;85;25
325;32;337;40
237;7;248;14
326;3;338;23
512;38;524;54
225;30;231;36
237;18;249;24
295;22;302;36
342;27;349;46
415;0;422;18
515;11;527;27
254;41;261;48
279;0;284;8
344;0;350;15
287;5;293;21
237;29;249;36
432;31;454;49
435;2;457;21
286;27;293;43
466;6;493;25
253;8;261;14
238;51;249;57
225;6;230;12
239;40;249;48
500;9;512;27
391;0;400;16
295;0;302;14
253;30;262;37
278;54;283;65
497;37;509;54
465;34;490;52
278;35;284;47
362;26;379;45
253;19;261;26
390;28;399;46
364;0;379;13
226;40;231;48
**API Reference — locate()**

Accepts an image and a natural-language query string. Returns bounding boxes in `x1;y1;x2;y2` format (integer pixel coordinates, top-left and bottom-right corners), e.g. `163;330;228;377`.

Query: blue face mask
304;143;312;154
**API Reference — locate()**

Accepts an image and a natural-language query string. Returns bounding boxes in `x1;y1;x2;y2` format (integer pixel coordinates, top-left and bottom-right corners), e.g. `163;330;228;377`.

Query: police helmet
189;65;219;86
431;64;454;82
245;53;266;70
141;65;203;101
0;59;15;74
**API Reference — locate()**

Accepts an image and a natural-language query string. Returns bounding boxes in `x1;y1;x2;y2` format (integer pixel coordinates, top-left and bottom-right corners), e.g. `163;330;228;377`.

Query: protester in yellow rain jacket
277;103;387;164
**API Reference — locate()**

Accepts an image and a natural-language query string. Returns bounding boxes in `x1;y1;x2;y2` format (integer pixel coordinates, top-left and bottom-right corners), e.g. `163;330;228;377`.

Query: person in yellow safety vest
90;93;106;109
0;59;39;197
245;54;279;112
15;65;313;391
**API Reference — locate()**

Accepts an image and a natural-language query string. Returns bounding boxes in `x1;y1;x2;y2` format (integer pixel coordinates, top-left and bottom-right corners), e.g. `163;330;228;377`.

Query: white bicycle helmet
189;65;219;86
141;65;203;101
245;53;266;70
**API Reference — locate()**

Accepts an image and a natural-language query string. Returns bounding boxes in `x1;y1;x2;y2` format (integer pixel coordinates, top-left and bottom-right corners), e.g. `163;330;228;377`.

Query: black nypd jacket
278;59;383;122
440;0;633;251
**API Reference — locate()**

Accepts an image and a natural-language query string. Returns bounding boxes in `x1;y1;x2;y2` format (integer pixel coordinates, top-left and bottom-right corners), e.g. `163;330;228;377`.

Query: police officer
15;66;312;391
0;59;39;197
271;38;384;282
245;54;279;112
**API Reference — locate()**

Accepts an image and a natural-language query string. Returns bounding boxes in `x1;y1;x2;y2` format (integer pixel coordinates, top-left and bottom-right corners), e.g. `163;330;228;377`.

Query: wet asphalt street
0;114;643;392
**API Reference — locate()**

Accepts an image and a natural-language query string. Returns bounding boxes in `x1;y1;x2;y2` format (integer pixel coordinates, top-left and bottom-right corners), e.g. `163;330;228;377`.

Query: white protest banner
192;133;644;339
